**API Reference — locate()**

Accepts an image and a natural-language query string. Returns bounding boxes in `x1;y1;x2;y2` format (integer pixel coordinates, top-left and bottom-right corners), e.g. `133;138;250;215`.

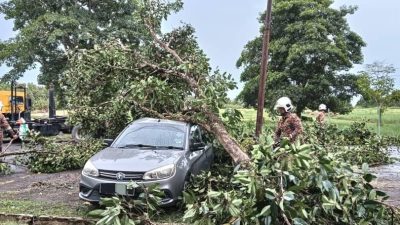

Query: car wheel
72;124;92;141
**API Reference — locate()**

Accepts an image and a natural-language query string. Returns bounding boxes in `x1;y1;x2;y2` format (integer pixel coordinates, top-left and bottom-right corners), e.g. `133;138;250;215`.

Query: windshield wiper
117;144;157;148
156;146;184;150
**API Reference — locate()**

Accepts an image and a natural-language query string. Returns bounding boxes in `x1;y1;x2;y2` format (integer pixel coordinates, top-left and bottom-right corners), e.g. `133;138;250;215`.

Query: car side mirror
191;142;205;151
103;139;114;147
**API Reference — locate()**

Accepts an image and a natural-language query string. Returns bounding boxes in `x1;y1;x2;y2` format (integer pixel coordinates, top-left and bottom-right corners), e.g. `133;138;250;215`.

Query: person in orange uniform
0;102;18;152
316;104;327;125
273;97;303;145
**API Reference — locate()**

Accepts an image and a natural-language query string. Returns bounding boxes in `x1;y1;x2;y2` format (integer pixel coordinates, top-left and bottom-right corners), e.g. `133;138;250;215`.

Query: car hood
90;147;184;172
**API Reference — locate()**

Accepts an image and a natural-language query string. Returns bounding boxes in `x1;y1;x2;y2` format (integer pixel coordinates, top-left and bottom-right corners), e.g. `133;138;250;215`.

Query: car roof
132;117;189;127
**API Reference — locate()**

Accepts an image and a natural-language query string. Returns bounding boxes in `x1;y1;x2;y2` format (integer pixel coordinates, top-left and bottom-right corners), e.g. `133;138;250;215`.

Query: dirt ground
1;144;399;213
0;144;82;208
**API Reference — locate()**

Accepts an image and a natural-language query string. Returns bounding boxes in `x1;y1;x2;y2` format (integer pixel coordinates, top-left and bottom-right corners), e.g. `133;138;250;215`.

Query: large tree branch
115;40;199;95
144;20;184;64
0;150;54;158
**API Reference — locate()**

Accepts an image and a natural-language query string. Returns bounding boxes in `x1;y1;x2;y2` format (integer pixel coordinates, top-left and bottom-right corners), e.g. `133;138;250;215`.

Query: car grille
98;170;145;181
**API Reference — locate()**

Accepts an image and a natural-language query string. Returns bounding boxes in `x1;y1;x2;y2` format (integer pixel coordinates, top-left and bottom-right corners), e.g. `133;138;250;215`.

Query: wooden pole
255;0;273;137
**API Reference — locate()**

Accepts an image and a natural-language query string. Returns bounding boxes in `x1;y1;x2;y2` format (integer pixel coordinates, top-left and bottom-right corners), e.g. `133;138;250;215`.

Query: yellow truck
0;82;71;137
0;90;27;114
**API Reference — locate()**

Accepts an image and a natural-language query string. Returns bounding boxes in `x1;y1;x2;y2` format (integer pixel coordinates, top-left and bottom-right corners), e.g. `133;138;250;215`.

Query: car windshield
114;124;186;149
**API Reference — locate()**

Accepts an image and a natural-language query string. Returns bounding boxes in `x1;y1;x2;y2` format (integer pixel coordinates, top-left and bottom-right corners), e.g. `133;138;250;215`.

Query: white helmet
318;104;327;111
274;97;292;112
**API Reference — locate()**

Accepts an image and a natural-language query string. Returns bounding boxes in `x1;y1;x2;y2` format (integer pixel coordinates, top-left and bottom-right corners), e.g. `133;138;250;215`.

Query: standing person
316;104;327;125
0;102;18;152
17;118;30;148
273;97;303;145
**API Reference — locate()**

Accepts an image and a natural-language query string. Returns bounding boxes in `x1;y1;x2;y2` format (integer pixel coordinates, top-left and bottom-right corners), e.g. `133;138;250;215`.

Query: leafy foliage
26;137;103;173
183;139;393;225
88;182;164;225
0;163;11;175
237;0;365;114
304;122;400;166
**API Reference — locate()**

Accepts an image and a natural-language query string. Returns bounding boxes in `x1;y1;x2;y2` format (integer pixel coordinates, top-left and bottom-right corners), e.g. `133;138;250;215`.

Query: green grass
0;200;92;218
0;221;22;225
235;107;400;137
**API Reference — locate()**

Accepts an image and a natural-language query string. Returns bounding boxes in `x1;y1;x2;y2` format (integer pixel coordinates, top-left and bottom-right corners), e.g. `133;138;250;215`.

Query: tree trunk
201;113;251;164
377;106;382;136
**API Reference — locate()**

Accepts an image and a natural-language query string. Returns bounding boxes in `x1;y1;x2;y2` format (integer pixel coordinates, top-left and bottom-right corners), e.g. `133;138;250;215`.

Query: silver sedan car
79;118;214;206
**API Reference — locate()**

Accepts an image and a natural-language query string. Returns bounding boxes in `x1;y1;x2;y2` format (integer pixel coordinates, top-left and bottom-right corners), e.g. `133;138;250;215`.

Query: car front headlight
82;160;99;177
143;164;176;180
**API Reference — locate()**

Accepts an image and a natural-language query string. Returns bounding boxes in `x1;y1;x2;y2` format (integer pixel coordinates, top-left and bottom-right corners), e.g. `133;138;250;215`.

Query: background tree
26;83;48;111
0;0;148;99
236;0;365;115
357;61;397;135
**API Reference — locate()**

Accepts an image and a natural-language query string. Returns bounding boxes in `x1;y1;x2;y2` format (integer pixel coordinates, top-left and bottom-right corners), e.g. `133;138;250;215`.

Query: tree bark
209;121;250;164
201;113;250;164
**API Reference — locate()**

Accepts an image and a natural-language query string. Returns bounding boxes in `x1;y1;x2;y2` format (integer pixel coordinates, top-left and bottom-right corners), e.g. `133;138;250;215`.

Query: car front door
187;125;206;175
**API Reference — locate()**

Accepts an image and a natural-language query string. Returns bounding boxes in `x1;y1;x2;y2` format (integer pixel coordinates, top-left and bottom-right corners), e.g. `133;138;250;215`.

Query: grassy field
235;107;400;137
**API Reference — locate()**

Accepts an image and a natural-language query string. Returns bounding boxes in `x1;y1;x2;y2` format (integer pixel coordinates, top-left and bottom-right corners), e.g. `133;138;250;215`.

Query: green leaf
265;189;277;200
368;190;377;200
283;191;295;201
293;218;308;225
362;163;369;173
183;208;197;220
207;191;221;198
258;205;271;216
87;209;105;217
363;173;376;183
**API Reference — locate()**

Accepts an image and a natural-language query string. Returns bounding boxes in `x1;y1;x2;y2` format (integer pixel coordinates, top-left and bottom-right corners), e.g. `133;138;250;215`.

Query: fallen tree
62;0;250;163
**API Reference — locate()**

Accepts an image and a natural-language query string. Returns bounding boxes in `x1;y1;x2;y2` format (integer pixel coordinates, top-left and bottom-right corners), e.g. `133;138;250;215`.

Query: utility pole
255;0;273;137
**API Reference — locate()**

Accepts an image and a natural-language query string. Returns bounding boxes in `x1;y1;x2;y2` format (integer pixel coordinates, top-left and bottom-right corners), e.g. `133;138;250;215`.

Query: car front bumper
79;173;184;206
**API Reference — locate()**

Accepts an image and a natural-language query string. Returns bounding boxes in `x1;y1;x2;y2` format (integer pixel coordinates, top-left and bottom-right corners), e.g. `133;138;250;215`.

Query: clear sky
1;0;399;98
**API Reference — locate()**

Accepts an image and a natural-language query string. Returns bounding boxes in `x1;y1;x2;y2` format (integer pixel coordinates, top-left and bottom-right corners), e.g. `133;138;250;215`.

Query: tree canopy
357;61;397;111
0;0;159;86
237;0;365;114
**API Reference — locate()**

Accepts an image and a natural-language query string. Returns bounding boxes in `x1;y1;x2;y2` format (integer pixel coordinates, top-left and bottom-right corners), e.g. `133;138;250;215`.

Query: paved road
370;148;400;207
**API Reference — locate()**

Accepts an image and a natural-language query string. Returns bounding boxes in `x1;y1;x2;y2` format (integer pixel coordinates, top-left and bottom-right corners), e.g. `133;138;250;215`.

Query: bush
183;140;394;225
304;122;400;166
27;138;103;173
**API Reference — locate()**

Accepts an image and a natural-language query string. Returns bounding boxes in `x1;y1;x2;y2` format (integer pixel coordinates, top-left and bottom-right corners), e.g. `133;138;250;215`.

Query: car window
190;125;202;143
114;125;185;149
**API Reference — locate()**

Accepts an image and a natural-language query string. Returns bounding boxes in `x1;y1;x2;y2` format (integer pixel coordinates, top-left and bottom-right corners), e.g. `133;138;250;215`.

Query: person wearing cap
316;104;327;125
0;101;18;152
273;97;303;145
